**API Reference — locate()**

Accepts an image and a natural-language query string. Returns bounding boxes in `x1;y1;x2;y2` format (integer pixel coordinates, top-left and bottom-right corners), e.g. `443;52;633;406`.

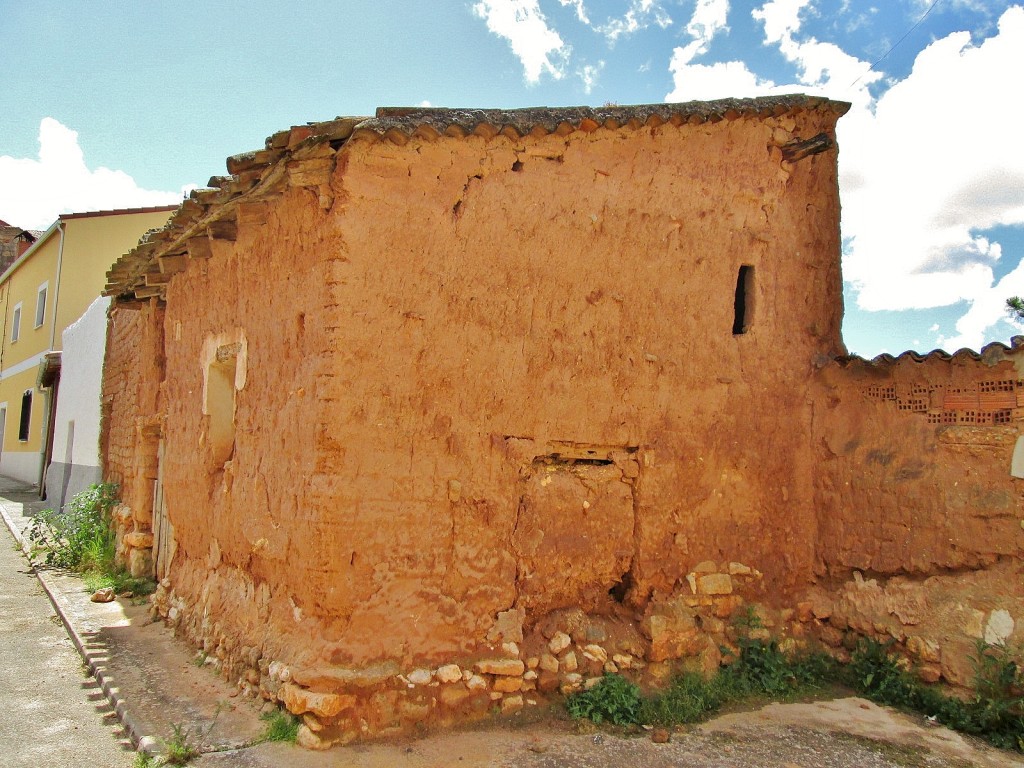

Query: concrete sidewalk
0;478;135;767
0;476;270;764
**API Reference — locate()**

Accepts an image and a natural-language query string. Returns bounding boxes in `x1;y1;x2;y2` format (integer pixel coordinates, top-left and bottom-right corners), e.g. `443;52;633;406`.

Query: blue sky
1;1;1021;357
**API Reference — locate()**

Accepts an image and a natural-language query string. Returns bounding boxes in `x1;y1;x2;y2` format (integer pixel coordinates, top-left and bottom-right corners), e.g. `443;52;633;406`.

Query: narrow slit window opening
733;265;754;335
18;389;31;442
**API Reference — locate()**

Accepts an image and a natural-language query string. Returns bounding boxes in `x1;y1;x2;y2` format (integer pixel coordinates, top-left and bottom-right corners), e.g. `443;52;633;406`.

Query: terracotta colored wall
158;190;334;670
151;109;846;690
807;349;1024;686
813;351;1024;575
102;300;165;573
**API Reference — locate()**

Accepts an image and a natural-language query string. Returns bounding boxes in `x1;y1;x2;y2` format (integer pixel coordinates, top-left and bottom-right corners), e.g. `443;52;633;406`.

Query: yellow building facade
0;206;174;488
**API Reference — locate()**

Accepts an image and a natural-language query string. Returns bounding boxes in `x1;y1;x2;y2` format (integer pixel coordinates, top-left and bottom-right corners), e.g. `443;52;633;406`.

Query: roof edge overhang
0;220;61;285
36;350;61;389
104;94;852;302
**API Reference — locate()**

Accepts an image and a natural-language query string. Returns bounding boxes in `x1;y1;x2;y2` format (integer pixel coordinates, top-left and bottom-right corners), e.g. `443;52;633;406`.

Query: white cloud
577;61;605;93
472;0;570;83
667;55;786;101
936;257;1024;351
559;0;590;25
0;118;182;231
668;0;873;101
594;0;673;44
841;6;1024;353
687;0;731;47
753;0;812;43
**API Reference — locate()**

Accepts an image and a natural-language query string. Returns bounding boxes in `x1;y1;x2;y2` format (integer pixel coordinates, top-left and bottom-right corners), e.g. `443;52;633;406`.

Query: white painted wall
46;296;109;507
1;450;41;485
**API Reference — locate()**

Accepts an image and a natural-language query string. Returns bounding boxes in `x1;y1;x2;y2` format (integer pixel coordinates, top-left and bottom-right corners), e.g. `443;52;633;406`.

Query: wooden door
151;439;175;580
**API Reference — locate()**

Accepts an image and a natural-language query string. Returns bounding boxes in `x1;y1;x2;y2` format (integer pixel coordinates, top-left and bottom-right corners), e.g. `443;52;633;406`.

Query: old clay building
101;95;1024;748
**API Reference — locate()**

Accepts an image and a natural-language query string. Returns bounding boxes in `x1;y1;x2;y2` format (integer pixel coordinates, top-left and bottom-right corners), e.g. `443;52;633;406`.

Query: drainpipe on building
48;221;65;350
0;281;7;375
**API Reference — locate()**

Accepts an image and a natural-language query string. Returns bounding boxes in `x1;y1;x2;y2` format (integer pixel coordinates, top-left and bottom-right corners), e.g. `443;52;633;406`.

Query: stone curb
0;498;161;757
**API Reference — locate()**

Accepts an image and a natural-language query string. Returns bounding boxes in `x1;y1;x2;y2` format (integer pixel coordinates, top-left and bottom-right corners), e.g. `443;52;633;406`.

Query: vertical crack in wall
611;459;642;606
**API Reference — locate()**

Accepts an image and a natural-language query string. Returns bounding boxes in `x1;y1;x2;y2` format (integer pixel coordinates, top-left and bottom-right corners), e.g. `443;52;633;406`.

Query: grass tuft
163;722;202;765
566;630;1024;753
260;709;300;742
26;482;156;597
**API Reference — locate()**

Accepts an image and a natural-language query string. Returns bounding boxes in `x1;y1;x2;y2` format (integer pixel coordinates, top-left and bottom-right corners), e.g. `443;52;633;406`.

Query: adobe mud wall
808;347;1024;686
132;104;850;745
102;298;165;577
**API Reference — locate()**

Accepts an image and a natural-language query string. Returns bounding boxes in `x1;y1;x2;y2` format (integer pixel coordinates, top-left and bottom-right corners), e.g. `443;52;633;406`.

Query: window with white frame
11;302;21;342
35;282;47;328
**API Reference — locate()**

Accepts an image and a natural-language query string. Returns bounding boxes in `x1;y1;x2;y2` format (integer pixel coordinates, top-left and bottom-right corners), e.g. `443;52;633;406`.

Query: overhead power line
850;0;943;88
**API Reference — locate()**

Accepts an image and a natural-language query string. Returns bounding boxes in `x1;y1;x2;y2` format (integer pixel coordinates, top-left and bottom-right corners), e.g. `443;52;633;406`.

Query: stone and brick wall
102;299;165;576
808;346;1024;687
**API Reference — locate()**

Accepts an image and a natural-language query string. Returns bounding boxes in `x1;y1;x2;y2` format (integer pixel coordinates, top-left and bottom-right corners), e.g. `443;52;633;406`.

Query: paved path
0;483;135;768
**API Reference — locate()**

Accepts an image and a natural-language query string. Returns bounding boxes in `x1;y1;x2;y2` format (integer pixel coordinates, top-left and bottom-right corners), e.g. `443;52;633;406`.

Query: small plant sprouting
163;722;201;765
161;705;223;766
260;709;300;743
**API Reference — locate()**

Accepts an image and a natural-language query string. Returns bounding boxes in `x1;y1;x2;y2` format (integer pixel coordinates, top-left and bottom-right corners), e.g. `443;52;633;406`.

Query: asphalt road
0;521;135;767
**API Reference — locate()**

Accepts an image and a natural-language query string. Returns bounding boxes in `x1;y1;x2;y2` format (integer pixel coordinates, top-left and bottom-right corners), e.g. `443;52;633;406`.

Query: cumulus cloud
688;0;731;45
754;0;812;42
472;0;570;83
0;118;182;231
593;0;673;44
667;56;785;101
841;6;1024;351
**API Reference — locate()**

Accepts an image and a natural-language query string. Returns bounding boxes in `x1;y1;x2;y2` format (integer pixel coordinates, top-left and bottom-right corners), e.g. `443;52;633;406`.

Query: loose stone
548;631;571;655
475;659;525;676
436;664;462;683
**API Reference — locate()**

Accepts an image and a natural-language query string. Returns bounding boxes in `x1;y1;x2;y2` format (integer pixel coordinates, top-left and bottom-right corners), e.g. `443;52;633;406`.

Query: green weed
83;568;156;596
132;752;157;768
163;722;202;765
28;483;119;570
845;638;1024;753
567;639;835;729
640;671;728;725
565;630;1024;754
260;709;300;742
27;482;157;597
566;674;643;726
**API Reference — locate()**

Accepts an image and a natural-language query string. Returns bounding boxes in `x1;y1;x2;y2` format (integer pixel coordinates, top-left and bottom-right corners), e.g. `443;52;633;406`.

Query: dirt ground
190;695;1024;767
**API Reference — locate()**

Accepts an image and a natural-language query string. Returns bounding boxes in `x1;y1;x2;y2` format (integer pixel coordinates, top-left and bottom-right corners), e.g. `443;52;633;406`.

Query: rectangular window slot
18;389;31;442
733;265;754;335
11;303;21;342
206;344;239;465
